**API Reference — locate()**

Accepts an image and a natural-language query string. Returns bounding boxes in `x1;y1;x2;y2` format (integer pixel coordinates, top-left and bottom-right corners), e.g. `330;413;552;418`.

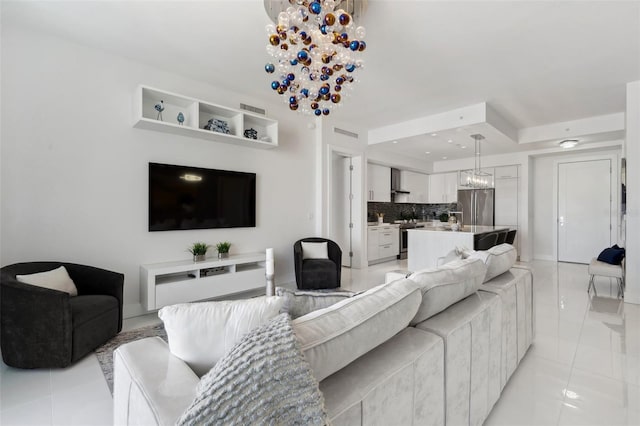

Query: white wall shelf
140;252;266;310
134;85;278;149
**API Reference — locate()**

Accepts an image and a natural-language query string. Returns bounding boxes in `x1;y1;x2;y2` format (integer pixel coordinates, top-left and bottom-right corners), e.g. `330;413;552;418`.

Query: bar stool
588;258;625;298
475;233;498;250
495;230;508;245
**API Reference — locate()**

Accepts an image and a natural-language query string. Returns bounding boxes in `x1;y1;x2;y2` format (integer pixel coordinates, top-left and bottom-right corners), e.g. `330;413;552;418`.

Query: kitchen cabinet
428;172;458;203
399;170;429;203
494;165;519;254
367;163;391;202
367;225;399;264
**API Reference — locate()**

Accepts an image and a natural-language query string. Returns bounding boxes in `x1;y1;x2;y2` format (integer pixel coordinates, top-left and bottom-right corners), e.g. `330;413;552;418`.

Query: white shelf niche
140;252;267;311
133;85;278;149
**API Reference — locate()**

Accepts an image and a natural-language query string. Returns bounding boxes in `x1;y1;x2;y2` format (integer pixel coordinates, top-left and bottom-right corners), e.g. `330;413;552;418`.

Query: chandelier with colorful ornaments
264;0;367;116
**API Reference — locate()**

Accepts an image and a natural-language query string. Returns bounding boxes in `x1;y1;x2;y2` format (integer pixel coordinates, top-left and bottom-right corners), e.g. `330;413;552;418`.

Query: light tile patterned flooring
1;260;638;425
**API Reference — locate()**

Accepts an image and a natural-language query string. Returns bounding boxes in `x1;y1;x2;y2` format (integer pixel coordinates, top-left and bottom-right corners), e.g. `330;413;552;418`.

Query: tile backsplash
368;202;458;223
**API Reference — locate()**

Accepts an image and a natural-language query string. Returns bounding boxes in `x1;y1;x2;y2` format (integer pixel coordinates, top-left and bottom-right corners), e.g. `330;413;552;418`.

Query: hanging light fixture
460;134;493;189
263;0;367;116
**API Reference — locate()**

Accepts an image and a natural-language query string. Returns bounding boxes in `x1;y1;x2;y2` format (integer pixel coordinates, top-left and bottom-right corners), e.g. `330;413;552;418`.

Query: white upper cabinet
494;165;519;179
399;170;429;203
367;163;391;202
428;172;458;203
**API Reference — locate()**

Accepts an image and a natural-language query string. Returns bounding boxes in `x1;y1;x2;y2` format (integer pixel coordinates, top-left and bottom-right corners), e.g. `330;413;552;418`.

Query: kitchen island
407;225;510;271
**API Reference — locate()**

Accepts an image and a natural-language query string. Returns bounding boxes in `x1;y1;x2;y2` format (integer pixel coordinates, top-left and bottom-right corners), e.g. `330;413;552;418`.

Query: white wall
1;24;318;317
625;81;640;304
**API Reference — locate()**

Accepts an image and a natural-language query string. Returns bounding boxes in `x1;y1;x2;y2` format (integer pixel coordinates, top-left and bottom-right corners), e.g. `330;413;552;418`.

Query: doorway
329;150;363;269
557;159;612;263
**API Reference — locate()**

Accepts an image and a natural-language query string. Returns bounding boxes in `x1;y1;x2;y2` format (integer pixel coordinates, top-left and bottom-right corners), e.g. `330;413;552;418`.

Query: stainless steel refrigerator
457;189;495;226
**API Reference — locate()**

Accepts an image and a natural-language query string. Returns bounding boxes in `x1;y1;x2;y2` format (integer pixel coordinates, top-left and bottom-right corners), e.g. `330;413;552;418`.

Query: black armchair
293;238;342;289
1;262;124;369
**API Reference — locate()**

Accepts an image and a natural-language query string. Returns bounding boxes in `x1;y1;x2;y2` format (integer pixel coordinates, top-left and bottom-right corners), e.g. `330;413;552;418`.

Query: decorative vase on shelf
154;100;165;121
218;252;229;259
193;254;206;262
177;112;185;125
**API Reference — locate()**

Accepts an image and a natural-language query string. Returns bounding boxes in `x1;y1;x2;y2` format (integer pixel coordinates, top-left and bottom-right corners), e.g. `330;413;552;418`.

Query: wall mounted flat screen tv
149;162;256;231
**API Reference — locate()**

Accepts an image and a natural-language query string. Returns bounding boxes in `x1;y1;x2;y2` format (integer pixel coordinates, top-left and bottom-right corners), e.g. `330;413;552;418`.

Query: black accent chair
475;233;499;251
1;262;124;369
505;229;517;245
496;230;509;245
294;238;342;289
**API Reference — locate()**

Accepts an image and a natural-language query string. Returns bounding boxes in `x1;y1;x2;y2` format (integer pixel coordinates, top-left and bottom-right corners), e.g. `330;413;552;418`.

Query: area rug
95;323;167;394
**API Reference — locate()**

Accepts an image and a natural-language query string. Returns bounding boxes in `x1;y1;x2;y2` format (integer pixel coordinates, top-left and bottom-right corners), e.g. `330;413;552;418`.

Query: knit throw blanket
176;313;327;426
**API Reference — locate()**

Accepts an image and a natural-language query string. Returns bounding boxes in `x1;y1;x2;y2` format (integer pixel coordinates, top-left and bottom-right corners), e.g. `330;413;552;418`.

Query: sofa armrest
65;263;124;331
0;277;72;368
114;337;200;426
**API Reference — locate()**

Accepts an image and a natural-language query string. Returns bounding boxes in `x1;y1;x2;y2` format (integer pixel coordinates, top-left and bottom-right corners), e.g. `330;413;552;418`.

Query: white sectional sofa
114;244;533;426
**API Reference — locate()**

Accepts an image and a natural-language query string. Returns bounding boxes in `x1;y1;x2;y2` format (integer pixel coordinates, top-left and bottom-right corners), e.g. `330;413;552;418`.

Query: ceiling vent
240;103;266;116
334;127;359;139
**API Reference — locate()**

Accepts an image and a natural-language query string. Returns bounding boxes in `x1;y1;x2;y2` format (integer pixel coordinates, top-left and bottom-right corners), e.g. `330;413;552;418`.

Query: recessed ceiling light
431;133;438;137
559;139;579;148
442;156;448;160
425;151;431;155
447;139;453;143
461;145;467;149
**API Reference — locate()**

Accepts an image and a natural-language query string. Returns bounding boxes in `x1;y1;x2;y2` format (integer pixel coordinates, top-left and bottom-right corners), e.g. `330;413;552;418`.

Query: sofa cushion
293;278;421;382
468;243;517;282
16;265;78;296
407;258;487;325
301;259;339;289
158;296;284;376
276;287;356;319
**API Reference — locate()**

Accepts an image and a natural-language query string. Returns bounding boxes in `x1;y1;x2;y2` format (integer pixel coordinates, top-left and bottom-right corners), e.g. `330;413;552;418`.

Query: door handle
559;216;565;226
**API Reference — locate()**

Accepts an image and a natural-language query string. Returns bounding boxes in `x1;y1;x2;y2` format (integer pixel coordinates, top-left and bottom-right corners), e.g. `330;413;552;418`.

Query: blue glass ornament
176;112;185;125
323;108;330;116
349;40;360;51
265;63;275;73
320;25;328;35
320;74;329;81
290;59;298;65
314;109;322;116
297;50;309;61
309;2;321;15
345;64;356;72
287;73;295;81
301;88;309;97
319;86;330;95
271;81;280;90
289;96;297;104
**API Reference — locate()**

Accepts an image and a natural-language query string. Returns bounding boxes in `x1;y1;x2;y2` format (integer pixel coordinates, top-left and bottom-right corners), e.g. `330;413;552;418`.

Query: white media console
140;253;266;310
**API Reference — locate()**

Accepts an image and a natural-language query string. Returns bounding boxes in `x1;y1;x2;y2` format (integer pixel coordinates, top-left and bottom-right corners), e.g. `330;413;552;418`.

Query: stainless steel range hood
391;168;410;194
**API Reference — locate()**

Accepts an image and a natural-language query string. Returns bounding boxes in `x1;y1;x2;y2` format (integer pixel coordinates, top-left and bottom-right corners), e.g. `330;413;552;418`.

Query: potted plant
216;241;232;259
188;242;211;262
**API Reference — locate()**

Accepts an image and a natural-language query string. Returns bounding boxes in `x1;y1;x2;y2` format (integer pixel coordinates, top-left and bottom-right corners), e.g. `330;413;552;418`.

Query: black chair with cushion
475;233;498;250
505;229;517;245
294;238;342;290
495;230;509;245
1;262;124;369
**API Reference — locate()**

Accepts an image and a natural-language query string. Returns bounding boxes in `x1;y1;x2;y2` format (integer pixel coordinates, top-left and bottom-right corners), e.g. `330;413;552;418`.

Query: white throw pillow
293;278;421;381
275;287;357;319
16;266;78;296
468;243;517;282
301;242;329;260
158;296;284;376
407;258;487;325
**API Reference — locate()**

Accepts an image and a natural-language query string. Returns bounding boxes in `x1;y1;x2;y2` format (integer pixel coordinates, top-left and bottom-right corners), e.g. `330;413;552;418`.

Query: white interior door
558;159;611;263
330;154;353;268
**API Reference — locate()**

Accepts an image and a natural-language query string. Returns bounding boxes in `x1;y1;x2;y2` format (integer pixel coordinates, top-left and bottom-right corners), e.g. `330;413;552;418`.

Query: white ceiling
3;0;639;161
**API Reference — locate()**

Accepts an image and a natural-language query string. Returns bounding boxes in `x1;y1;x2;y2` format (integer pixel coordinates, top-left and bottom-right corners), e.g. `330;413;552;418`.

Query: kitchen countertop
408;225;510;234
